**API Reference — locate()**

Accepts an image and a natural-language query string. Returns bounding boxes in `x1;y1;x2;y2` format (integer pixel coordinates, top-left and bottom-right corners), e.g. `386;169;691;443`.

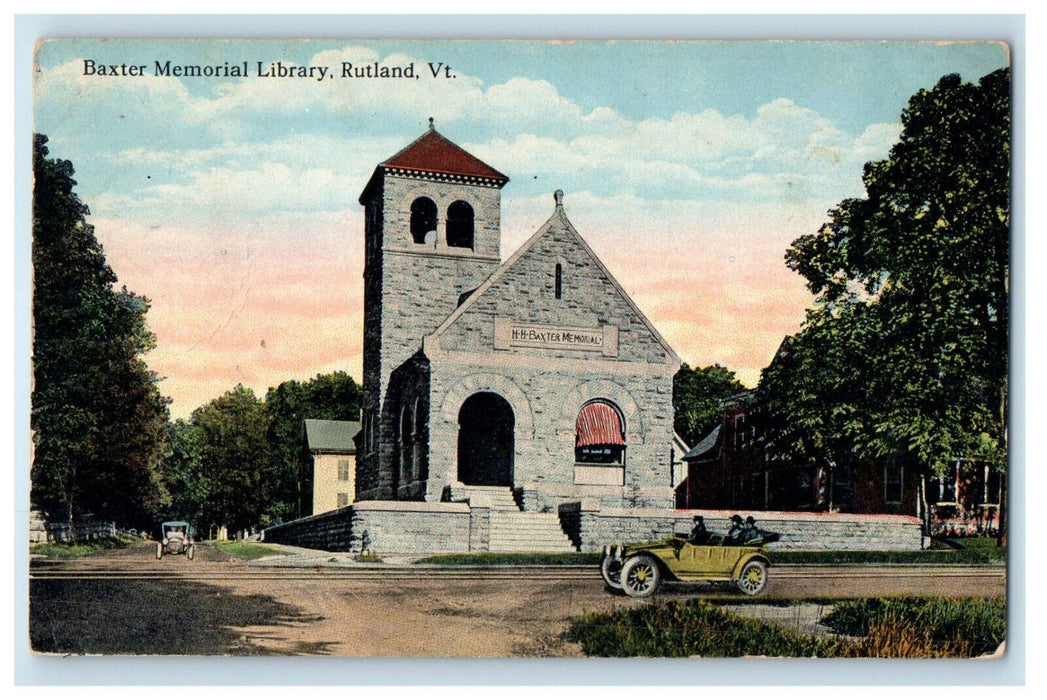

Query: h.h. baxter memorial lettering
493;317;619;357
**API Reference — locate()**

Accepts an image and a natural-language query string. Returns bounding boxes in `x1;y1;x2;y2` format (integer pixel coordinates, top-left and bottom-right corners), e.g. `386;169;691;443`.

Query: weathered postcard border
13;12;1027;687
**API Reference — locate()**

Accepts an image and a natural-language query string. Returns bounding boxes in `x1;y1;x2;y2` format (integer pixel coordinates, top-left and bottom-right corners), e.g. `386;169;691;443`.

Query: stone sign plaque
493;317;618;356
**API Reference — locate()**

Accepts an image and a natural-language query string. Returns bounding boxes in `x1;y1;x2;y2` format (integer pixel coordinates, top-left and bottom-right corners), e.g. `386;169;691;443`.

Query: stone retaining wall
558;500;925;552
264;501;472;554
267;500;924;554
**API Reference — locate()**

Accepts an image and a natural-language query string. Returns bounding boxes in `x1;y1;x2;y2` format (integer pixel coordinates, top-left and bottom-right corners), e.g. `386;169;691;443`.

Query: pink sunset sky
32;40;1008;418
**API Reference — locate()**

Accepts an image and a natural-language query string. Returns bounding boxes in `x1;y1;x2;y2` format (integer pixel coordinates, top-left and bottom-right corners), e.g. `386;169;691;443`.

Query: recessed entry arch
439;372;535;438
457;392;514;487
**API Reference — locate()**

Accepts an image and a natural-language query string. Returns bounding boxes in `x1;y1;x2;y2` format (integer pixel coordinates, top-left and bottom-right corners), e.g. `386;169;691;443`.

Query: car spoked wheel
621;555;661;598
601;556;624;590
736;560;768;596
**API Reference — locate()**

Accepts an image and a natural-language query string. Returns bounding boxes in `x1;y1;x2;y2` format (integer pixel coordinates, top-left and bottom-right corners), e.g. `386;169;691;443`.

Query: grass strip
415;552;601;566
772;547;1005;565
212;541;289;560
415;547;1003;567
30;536;135;559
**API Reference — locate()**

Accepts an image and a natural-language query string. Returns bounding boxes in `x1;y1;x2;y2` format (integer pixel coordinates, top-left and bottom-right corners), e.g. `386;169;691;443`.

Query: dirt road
29;542;1006;657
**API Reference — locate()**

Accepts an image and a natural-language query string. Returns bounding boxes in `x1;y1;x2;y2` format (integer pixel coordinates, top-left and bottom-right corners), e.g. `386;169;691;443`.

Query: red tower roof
385;124;508;180
360;124;508;204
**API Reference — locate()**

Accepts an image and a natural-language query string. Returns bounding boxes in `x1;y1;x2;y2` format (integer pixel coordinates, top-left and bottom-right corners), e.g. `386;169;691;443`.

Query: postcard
28;36;1011;661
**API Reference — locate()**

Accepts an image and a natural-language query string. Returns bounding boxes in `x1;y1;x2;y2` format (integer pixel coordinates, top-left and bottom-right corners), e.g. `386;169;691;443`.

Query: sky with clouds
32;39;1010;419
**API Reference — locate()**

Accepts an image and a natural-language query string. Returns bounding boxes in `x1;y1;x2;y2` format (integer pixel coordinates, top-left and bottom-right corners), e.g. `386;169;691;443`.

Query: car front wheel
621;555;661;598
601;555;623;590
736;560;768;596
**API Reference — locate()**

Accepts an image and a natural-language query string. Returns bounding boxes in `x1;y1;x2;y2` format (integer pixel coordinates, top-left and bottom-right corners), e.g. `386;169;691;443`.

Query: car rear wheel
621;555;661;598
601;555;623;590
736;560;768;596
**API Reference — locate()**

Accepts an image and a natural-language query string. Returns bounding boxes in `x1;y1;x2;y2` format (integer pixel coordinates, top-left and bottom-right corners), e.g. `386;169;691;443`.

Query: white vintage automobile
156;521;195;560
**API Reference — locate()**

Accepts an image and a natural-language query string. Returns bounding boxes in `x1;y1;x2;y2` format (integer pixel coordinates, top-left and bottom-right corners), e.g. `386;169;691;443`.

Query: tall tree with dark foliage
761;70;1009;512
32;134;170;530
672;363;746;447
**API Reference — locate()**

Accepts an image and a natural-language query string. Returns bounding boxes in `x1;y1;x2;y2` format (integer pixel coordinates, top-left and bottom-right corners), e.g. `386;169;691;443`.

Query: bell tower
357;120;509;499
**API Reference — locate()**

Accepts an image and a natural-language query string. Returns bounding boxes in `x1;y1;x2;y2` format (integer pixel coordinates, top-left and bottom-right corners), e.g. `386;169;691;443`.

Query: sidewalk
245;543;431;568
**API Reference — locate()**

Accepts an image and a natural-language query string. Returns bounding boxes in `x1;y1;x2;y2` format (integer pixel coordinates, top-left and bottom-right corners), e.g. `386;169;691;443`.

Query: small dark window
410;197;437;244
555;263;562;299
400;405;414;481
447;200;475;248
885;464;905;505
984;466;1002;504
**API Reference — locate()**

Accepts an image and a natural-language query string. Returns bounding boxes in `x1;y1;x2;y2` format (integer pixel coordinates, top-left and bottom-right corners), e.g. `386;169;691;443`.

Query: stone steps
444;485;576;552
489;511;576;553
445;485;520;511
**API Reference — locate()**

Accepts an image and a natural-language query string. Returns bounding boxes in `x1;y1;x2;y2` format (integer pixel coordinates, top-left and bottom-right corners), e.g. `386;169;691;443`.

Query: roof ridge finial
554;189;564;210
428;117;435;132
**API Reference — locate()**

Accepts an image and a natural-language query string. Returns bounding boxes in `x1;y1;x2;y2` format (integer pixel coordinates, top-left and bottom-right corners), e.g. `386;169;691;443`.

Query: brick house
680;391;1002;534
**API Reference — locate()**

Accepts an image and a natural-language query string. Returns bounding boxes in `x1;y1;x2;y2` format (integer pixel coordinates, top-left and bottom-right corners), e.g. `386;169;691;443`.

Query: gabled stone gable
429;207;678;367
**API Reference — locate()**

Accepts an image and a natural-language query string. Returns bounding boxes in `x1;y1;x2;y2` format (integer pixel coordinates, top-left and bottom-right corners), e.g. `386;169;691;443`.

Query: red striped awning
576;402;625;447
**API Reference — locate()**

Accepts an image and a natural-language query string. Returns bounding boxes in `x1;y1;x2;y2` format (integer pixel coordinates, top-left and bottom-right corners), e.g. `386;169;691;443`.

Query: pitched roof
428;197;681;365
304;419;361;454
382;127;508;182
359;125;509;206
682;424;722;462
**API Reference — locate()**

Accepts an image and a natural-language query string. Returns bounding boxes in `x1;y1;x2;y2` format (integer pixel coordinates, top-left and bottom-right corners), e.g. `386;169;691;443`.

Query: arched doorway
457;392;514;487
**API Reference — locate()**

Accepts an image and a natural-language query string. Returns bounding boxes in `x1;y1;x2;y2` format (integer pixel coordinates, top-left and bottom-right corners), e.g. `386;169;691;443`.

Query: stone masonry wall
359;171;503;499
264;501;472;554
559;501;925;552
423;208;679;509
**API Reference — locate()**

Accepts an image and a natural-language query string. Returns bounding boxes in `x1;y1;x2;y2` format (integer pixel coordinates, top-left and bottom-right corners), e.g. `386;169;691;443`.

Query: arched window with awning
575;400;626;464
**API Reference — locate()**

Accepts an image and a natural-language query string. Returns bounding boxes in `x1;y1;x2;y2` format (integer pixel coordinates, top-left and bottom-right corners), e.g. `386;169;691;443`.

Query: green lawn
212;541;289;560
772;543;1005;566
30;536;135;559
415;552;601;566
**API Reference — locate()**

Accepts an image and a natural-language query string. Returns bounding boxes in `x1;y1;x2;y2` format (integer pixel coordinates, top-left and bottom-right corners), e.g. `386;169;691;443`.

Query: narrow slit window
555;263;562;299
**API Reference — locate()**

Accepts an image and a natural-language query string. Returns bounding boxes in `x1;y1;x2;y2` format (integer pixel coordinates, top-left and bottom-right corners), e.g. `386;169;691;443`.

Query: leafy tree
673;364;746;447
190;385;274;533
761;69;1009;482
31;134;170;530
266;372;363;518
157;419;210;530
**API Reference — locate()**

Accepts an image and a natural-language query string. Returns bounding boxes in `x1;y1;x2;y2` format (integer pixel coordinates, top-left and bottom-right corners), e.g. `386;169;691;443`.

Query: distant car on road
157;521;195;560
601;517;775;597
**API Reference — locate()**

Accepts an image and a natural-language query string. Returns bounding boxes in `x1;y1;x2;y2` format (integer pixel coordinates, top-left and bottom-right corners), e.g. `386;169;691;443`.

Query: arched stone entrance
457;392;514;487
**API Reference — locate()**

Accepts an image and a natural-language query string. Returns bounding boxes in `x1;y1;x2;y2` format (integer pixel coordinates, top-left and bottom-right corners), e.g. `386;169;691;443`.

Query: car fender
624;550;679;581
731;552;770;580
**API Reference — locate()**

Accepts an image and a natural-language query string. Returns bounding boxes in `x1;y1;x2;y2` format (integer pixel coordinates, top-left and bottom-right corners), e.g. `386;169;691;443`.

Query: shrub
566;600;843;657
566;597;1006;658
821;597;1005;656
